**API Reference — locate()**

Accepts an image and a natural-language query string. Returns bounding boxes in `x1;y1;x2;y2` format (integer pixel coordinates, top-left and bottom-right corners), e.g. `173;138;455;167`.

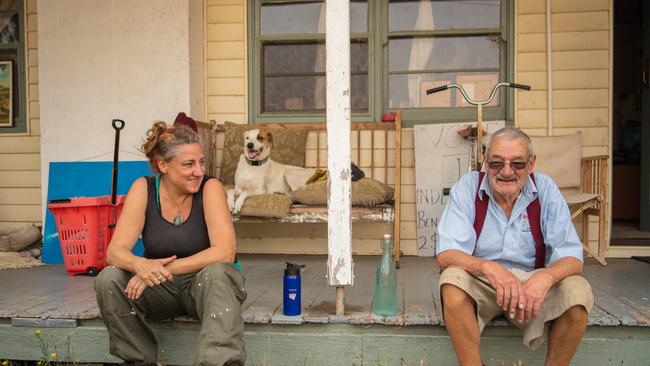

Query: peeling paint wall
38;0;194;214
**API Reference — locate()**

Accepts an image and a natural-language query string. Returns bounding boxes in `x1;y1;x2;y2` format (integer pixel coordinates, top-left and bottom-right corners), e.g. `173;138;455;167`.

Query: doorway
611;0;650;245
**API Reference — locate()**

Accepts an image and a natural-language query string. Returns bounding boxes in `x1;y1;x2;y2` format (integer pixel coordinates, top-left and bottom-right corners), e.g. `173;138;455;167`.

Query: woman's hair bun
141;121;168;159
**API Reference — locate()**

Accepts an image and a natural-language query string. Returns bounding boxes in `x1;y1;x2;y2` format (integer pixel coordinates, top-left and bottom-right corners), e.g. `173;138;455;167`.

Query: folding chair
531;133;608;265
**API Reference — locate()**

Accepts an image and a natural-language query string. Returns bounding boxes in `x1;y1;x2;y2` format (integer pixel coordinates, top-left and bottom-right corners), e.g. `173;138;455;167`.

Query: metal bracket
11;318;78;328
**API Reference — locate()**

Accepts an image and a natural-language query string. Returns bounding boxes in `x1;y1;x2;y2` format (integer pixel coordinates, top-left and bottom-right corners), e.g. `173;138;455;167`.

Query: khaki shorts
439;267;593;350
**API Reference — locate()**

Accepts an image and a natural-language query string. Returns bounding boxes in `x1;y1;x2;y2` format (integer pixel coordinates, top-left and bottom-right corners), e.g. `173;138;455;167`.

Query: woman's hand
133;256;177;286
125;275;148;300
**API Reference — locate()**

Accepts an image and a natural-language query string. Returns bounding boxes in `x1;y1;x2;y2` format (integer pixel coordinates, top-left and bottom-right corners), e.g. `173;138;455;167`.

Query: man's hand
479;261;523;319
132;256;176;286
125;275;148;300
517;270;555;322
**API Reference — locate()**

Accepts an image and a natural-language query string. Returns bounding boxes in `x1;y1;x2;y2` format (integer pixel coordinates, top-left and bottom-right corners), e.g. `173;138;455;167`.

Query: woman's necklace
162;177;190;227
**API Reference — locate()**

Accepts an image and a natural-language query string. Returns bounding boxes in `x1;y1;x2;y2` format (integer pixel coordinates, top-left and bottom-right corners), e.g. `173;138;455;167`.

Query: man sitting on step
436;126;593;366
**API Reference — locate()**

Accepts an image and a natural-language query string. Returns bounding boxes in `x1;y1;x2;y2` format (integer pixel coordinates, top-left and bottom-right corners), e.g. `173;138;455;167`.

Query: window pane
0;0;21;133
389;72;500;108
350;1;368;32
389;0;500;31
264;42;367;74
264;43;324;74
263;74;367;112
0;0;18;11
261;1;367;35
388;36;499;72
0;13;18;43
262;41;368;113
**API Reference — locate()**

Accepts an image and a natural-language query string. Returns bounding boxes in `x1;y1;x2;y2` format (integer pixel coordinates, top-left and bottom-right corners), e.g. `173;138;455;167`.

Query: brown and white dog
226;128;312;214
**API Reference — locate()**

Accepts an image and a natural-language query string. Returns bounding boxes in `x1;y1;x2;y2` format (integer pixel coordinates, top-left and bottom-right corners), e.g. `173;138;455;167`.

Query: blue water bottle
283;262;305;316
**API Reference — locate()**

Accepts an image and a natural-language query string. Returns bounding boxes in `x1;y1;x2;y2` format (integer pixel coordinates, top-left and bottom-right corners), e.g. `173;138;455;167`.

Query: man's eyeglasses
486;160;528;171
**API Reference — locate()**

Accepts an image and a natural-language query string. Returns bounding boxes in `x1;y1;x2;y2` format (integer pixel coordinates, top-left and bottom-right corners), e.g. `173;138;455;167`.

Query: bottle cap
381;234;393;250
285;262;306;276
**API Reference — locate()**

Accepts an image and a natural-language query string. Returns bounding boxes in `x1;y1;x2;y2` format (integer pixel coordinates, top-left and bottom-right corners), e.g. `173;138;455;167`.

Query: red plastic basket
48;195;126;276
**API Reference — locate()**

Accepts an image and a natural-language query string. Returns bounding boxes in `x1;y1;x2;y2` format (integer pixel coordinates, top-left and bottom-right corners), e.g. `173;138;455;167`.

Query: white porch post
326;0;353;314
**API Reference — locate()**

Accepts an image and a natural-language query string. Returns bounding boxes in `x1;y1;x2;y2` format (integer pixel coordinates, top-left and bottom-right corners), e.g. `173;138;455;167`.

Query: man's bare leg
545;305;588;366
441;284;483;366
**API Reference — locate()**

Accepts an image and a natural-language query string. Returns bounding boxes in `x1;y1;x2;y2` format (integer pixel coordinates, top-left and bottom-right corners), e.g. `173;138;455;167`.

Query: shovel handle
112;119;125;130
111;119;125;205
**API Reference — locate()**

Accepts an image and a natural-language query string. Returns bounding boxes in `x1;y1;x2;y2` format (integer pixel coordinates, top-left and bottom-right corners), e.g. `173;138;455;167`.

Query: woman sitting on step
94;116;246;366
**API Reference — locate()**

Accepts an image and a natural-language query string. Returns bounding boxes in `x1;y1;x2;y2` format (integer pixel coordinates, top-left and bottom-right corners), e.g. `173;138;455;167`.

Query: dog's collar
246;156;269;166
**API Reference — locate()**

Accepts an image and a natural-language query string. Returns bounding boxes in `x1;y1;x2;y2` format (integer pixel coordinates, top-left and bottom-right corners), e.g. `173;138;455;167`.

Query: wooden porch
0;255;649;365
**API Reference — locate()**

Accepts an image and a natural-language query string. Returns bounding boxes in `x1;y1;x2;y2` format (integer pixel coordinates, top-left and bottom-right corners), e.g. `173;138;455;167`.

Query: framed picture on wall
0;60;12;127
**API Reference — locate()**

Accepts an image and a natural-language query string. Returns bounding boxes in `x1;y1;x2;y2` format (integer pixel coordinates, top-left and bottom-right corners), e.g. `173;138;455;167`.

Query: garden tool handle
111;119;125;205
112;119;125;130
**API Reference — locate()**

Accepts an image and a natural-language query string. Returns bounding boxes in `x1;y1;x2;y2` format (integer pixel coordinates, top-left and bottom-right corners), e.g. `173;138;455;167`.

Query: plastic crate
48;195;126;276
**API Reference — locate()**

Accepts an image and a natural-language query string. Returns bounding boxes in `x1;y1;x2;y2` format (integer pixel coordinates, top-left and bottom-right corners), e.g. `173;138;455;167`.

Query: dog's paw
226;192;236;211
233;201;244;215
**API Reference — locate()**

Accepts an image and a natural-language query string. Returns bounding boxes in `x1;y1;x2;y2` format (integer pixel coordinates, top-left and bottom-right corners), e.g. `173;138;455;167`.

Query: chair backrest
530;133;582;189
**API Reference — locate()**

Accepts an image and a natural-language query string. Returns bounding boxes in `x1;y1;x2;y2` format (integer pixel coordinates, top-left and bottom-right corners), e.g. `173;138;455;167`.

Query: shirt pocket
517;214;537;258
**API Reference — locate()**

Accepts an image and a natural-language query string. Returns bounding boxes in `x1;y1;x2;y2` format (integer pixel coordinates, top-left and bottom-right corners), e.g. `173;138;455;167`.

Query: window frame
248;0;514;127
0;0;26;134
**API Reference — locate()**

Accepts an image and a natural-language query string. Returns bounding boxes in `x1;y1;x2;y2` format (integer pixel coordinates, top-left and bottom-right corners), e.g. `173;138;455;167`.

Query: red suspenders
474;172;546;269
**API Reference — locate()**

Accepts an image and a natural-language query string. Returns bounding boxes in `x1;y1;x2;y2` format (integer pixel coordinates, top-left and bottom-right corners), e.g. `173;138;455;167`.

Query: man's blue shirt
436;171;583;271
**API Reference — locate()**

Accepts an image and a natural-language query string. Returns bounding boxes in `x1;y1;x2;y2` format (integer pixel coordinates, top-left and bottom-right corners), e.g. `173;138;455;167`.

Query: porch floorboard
0;255;649;327
1;255;650;364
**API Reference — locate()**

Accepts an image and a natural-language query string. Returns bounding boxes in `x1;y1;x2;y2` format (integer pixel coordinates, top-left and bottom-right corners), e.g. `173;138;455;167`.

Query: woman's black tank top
142;176;213;259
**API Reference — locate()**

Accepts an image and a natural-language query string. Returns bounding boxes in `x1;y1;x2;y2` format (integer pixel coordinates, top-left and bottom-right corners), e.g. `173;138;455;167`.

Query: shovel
109;119;125;232
111;119;125;205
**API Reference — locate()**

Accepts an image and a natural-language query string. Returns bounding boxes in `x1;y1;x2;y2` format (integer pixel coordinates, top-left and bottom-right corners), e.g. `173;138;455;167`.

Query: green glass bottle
374;234;397;316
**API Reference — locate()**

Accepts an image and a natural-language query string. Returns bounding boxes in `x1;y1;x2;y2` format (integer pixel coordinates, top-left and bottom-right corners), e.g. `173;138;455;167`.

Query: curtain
407;0;434;107
314;2;326;110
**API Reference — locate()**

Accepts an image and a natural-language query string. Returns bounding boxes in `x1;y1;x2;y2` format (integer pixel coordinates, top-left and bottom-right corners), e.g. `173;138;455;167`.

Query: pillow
530;133;582;189
239;194;293;218
219;122;309;185
0;224;41;252
292;177;394;207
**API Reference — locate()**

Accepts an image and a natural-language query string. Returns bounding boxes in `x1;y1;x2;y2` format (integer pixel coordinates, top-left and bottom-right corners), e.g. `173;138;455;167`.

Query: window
0;0;25;133
249;0;512;125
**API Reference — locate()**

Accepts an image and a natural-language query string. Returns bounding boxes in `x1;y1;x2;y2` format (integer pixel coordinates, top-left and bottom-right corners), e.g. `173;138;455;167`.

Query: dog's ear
258;128;273;147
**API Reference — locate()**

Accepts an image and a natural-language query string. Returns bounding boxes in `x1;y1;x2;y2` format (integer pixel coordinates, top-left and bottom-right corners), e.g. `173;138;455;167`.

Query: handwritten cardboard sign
414;121;505;256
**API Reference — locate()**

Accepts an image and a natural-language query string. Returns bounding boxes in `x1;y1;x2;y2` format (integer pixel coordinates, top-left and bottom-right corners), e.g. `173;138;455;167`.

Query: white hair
487;126;534;157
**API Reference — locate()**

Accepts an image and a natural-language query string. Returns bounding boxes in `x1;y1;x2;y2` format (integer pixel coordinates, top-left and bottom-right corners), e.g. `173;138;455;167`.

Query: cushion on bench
292;177;394;207
239;194;293;218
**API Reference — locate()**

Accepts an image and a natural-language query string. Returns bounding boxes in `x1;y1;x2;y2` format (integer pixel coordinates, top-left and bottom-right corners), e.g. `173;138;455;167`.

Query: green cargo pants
95;262;247;366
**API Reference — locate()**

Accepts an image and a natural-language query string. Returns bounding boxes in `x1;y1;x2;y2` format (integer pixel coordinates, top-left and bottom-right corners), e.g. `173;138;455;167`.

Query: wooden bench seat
196;118;403;260
230;204;394;224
